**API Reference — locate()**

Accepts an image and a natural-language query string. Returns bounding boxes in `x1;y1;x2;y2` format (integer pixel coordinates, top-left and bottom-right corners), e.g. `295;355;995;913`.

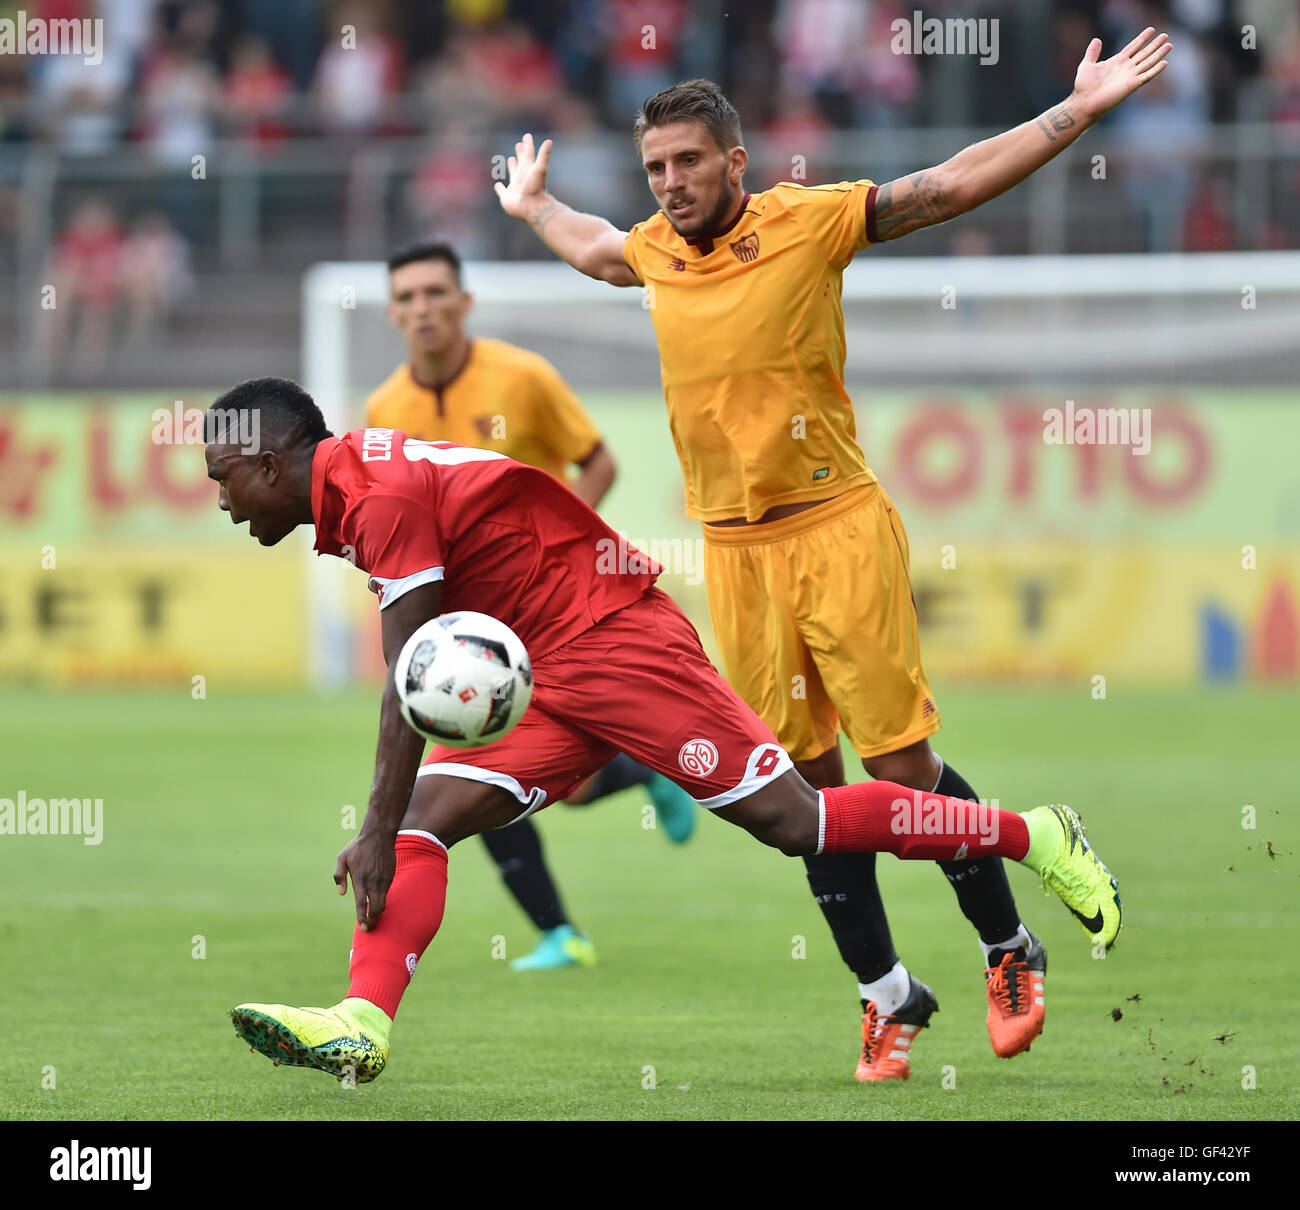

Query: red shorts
418;587;792;817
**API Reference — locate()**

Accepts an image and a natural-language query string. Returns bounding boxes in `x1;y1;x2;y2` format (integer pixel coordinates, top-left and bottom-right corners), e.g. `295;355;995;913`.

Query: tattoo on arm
873;170;955;241
1036;102;1078;143
529;200;561;237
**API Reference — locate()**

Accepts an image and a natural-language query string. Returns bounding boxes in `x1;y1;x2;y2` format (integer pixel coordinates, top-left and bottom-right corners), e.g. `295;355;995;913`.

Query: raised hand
1072;27;1172;120
494;132;554;219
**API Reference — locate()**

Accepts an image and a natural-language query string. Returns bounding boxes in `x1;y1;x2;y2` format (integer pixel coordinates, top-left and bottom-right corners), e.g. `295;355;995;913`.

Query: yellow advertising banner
906;543;1300;685
0;549;305;687
0;395;308;687
580;387;1300;688
4;389;1297;687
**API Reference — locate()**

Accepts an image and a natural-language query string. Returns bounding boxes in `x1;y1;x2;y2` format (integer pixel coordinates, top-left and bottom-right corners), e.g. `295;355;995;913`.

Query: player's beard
666;169;737;239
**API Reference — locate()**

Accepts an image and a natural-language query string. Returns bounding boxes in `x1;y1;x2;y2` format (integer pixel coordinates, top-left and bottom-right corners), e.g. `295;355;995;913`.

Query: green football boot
1021;804;1122;949
230;999;390;1083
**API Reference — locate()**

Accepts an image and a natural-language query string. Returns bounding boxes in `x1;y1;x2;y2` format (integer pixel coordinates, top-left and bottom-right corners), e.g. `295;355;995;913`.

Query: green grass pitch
1;684;1295;1121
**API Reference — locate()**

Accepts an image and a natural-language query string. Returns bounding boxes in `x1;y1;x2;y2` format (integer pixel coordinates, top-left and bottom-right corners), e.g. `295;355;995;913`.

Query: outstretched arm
873;27;1171;242
496;133;640;286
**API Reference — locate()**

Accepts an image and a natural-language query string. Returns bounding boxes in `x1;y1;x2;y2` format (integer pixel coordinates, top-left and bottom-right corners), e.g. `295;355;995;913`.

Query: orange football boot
855;974;939;1082
984;931;1047;1058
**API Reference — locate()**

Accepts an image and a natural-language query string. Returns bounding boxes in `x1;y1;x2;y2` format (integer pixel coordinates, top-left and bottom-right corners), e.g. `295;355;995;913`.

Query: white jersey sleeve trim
369;565;445;609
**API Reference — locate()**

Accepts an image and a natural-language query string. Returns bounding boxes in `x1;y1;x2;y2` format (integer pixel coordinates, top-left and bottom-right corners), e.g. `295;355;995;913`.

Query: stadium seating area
1;0;1297;386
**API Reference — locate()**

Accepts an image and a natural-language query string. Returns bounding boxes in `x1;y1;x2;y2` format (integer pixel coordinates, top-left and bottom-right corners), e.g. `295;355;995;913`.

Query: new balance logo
667;257;685;271
730;233;759;262
921;698;936;718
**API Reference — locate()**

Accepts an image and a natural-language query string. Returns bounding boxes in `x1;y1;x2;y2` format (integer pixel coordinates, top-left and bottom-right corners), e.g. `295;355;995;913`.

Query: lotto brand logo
678;738;719;777
730;233;760;263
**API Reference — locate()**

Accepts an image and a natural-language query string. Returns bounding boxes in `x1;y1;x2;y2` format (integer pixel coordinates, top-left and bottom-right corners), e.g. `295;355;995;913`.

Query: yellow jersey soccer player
366;241;697;972
499;30;1169;1076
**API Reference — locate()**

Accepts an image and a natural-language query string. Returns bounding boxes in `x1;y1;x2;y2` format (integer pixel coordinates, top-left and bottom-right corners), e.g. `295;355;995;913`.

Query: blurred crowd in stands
36;197;192;368
1;0;1296;151
3;0;1299;369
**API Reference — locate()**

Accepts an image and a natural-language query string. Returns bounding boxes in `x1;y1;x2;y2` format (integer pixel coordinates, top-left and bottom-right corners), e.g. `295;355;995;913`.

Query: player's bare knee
770;816;818;857
795;745;845;791
863;740;939;790
715;774;819;856
742;813;812;856
402;775;521;847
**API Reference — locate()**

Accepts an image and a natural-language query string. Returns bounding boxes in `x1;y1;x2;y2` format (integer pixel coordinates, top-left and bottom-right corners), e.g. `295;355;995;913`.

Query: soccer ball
393;612;533;748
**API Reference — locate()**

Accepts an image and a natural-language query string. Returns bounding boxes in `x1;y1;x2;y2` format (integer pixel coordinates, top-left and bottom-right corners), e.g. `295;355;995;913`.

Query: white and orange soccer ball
393;612;533;748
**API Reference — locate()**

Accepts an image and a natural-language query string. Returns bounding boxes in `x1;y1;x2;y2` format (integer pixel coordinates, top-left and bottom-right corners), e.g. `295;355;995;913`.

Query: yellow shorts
702;483;940;763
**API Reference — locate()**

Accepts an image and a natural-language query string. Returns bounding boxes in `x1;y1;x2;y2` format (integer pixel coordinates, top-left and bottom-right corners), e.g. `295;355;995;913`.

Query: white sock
859;961;910;1016
980;924;1031;966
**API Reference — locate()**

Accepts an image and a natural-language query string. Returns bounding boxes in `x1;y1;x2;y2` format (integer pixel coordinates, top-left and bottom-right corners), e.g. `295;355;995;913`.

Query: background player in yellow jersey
498;28;1170;1077
366;241;697;971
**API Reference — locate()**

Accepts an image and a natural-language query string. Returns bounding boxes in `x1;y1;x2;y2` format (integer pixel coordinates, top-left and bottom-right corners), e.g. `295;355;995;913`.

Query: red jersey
310;429;659;659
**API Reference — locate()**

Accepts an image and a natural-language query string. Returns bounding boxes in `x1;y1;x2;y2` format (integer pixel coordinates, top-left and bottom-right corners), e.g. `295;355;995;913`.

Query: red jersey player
205;377;1121;1084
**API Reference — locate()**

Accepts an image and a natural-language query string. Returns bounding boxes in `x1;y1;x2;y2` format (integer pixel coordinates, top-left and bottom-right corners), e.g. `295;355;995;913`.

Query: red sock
346;833;448;1019
820;781;1030;862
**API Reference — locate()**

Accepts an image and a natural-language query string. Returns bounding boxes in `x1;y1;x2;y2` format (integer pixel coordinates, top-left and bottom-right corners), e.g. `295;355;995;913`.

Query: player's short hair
207;377;333;451
633;79;743;154
386;240;463;285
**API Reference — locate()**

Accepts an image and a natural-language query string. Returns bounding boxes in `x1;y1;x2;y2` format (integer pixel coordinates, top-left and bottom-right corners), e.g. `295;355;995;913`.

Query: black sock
587;751;654;803
803;851;899;984
933;761;1023;945
479;817;570;932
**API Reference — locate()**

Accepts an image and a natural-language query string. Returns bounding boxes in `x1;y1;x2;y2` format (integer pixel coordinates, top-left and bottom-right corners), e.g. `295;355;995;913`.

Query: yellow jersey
623;179;880;522
363;336;602;481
